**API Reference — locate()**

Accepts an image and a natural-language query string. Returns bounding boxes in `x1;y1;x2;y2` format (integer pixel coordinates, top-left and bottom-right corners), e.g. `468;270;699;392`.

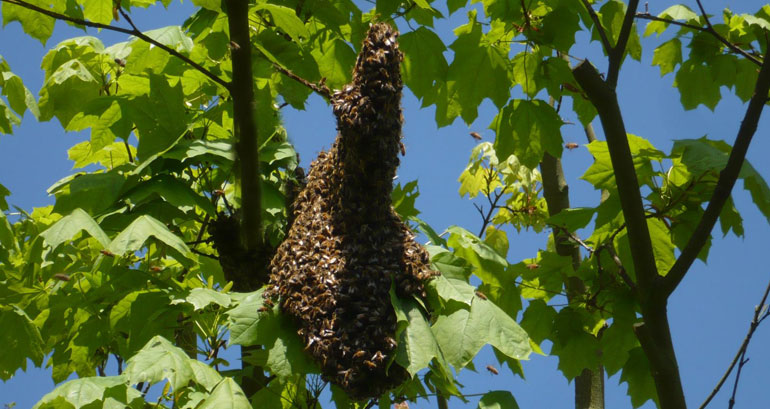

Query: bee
114;58;126;67
399;142;406;156
363;360;377;369
565;142;580;150
470;131;482;141
352;350;367;359
228;41;240;51
53;273;70;281
475;290;488;300
372;350;385;362
526;263;540;270
486;365;499;375
149;266;163;272
100;249;115;257
258;306;270;313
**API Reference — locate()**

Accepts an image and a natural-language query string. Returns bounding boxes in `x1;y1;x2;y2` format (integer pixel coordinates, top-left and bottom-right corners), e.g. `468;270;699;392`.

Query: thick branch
0;0;230;90
225;0;261;251
572;59;658;294
661;54;770;298
606;0;639;88
699;277;770;409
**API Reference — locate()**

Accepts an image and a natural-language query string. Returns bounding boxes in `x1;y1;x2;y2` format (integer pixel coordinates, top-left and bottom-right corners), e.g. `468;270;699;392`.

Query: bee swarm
264;23;438;399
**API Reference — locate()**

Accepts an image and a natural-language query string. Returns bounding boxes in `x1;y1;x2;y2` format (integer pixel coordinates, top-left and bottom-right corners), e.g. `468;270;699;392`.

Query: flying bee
526;263;540;270
565;142;580;150
470;131;482;141
475;291;488;300
100;250;115;257
400;141;406;156
486;365;499;375
363;360;377;369
352;350;367;360
53;273;70;281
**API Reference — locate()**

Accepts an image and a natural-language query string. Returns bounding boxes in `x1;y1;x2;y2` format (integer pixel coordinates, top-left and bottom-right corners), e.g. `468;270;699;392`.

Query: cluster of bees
263;23;438;399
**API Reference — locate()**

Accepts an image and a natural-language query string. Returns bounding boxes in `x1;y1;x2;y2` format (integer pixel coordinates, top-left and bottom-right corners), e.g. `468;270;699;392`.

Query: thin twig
580;0;612;54
0;0;230;90
272;63;332;100
634;12;762;66
698;276;770;409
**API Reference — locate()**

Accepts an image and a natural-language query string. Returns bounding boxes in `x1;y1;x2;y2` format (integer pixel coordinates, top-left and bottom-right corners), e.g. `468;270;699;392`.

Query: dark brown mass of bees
263;23;438;399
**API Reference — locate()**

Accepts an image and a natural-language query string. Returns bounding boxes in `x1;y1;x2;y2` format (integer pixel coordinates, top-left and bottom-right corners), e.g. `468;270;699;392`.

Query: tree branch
606;0;640;88
634;13;762;66
272;63;332;101
0;0;230;91
661;52;770;298
226;0;262;253
580;0;612;56
699;276;770;409
572;59;658;293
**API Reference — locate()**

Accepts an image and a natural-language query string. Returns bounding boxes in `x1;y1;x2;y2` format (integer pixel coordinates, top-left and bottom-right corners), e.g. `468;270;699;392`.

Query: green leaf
476;390;520;409
674;61;721;110
436;9;511;126
446;226;507;286
39;59;101;128
227;290;317;378
183;288;232;310
311;38;356;90
32;376;142;409
491;99;563;169
124;336;195;391
110;290;180;357
600;321;638;376
391;293;446;377
188;360;223;390
51;172;126;215
67;97;134;149
0;211;18;253
546;207;596;232
1;69;40;118
432;294;530;370
652;38;682;76
511;52;539;97
581;134;664;190
392;180;421;220
0;306;44;380
0;182;8;210
619;347;659;408
123;174;217;216
550;307;601;379
519;299;556;345
108;215;194;266
255;4;309;42
741;161;770;226
426;274;475;307
133;75;190;160
198;378;251;409
2;0;63;44
83;0;114;24
400;27;448;101
41;208;111;249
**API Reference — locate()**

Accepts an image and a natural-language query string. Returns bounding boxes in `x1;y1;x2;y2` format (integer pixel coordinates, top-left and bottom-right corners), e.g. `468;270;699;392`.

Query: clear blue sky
1;1;769;408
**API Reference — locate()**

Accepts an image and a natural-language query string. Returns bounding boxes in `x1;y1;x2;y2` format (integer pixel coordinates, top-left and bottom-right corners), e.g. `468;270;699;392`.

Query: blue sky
1;1;769;408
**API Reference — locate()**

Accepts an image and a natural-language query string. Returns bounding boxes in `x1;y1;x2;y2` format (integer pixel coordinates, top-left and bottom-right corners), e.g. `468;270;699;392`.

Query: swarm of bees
263;23;439;399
